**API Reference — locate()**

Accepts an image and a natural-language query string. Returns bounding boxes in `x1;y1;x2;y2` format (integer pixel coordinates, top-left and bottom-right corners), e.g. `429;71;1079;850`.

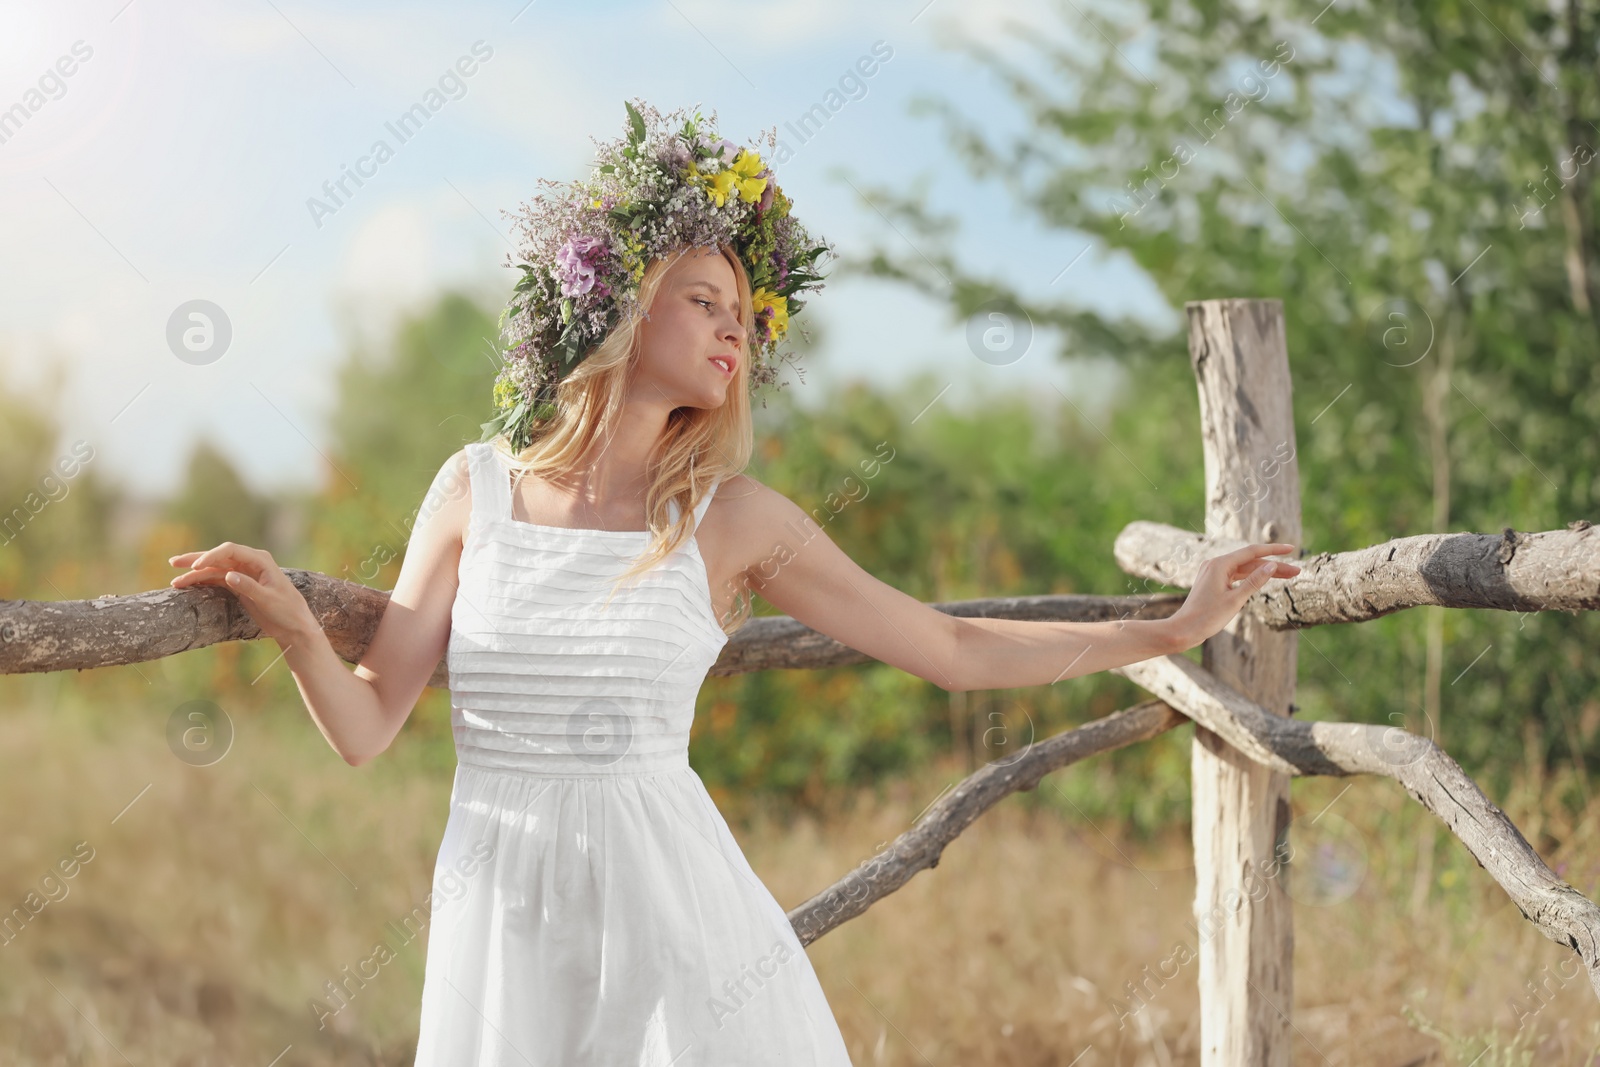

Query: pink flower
556;234;610;298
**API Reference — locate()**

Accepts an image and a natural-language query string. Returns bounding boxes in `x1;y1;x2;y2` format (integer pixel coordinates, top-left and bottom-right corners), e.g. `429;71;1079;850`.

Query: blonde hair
488;243;756;635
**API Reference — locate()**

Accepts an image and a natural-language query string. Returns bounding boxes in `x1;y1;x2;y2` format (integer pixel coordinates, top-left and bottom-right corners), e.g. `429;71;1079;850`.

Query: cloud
333;199;437;334
203;10;303;54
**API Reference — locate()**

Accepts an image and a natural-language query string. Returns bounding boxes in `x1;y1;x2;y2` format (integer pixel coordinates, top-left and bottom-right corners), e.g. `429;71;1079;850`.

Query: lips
708;355;736;376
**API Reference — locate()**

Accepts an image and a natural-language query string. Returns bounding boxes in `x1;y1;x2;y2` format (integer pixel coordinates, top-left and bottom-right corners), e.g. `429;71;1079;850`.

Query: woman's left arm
938;539;1302;690
735;480;1299;693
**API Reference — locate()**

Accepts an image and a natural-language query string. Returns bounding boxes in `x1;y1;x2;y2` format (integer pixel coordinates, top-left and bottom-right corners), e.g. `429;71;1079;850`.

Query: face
631;248;746;409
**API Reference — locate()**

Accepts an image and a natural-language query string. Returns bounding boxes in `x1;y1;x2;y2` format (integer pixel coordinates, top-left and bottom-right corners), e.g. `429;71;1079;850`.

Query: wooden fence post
1185;299;1302;1064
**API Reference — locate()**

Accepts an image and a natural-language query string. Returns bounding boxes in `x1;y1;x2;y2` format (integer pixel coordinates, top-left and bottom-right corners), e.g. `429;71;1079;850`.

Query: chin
675;391;726;412
698;379;732;407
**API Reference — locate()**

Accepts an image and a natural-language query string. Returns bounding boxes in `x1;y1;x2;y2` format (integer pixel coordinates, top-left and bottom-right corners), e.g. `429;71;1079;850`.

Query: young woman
166;103;1298;1064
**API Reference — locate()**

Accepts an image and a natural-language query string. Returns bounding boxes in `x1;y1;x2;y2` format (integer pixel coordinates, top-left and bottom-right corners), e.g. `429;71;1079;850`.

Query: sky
0;0;1181;496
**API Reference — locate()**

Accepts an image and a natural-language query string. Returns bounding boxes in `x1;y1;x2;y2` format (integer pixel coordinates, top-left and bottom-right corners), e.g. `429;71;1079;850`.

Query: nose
718;308;744;348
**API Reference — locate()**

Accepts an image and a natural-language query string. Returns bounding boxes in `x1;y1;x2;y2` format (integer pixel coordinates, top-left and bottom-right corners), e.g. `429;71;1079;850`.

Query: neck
558;391;674;507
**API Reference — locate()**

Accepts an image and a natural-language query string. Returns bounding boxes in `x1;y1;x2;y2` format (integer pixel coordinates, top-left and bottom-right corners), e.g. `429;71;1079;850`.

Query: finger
170;563;273;588
1210;543;1286;577
1225;545;1301;582
1227;559;1279;590
1240;542;1298;564
170;575;232;589
225;570;263;596
194;550;278;585
1259;543;1297;561
172;563;235;578
1247;547;1302;578
1227;560;1295;584
188;542;271;576
170;568;231;586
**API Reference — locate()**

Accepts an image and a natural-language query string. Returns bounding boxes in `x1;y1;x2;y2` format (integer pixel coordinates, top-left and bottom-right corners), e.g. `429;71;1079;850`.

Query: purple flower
714;138;741;166
556;234;609;298
657;141;691;172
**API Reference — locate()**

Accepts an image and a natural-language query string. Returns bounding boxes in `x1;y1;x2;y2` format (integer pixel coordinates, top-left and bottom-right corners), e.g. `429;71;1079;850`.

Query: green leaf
555;318;587;365
479;397;527;443
625;100;646;145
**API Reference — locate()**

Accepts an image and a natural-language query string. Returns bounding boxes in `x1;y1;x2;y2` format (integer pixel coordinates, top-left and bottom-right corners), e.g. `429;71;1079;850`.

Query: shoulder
701;473;815;563
437;445;474;495
416;446;475;548
708;472;801;529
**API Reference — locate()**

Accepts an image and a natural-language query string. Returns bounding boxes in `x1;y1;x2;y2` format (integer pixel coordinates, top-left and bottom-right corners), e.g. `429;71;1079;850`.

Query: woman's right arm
296;447;472;765
169;448;473;766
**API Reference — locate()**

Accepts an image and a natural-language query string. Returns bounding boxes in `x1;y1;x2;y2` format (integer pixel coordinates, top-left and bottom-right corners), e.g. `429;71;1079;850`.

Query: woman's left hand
1163;542;1301;653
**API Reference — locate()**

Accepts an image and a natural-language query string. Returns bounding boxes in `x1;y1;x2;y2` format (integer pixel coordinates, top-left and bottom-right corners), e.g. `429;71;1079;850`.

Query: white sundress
411;440;855;1066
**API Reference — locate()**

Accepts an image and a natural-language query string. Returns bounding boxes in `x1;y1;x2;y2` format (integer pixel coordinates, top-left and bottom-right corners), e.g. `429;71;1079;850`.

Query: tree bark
1185;297;1298;1066
786;699;1188;945
0;583;1184;687
783;654;1600;1006
1110;652;1600;1003
1113;519;1600;626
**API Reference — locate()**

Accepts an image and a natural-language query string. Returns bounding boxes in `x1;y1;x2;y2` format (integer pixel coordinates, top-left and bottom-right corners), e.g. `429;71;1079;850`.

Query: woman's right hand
168;542;319;648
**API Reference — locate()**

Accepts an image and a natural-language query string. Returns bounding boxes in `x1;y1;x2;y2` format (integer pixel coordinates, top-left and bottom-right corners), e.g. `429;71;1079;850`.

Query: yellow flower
493;377;520;411
590;197;602;209
705;150;768;208
752;287;789;339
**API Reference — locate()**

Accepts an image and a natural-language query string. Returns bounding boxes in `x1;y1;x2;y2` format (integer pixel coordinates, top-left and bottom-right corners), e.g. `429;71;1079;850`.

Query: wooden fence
3;297;1597;1063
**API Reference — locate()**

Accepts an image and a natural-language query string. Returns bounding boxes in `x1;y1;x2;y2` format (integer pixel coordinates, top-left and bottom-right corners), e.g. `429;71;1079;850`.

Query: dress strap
692;477;721;531
468;441;514;524
666;477;722;532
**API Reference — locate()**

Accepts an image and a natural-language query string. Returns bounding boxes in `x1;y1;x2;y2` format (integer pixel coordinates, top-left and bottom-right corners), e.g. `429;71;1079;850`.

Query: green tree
838;0;1600;815
308;290;502;590
0;358;116;594
699;371;1204;832
165;438;270;554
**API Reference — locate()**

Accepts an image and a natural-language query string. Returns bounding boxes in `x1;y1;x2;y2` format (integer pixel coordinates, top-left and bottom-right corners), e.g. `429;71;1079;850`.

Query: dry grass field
3;671;1599;1066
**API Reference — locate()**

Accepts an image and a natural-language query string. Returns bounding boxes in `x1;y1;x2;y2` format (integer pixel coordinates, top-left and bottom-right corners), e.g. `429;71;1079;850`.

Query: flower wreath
480;99;837;452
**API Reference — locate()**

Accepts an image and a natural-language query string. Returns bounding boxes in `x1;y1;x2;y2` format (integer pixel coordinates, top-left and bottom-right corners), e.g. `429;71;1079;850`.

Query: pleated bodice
445;441;730;777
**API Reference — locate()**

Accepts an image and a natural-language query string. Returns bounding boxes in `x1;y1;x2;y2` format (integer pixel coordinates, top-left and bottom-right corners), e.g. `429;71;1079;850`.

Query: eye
695;297;715;312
